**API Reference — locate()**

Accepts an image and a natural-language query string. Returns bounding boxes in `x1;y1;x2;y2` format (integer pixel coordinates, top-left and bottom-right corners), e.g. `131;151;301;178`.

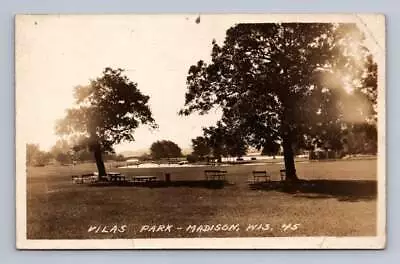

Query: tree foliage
261;141;281;157
56;68;157;176
50;139;73;164
26;144;52;166
203;122;247;159
342;123;377;155
150;140;182;160
191;136;211;159
180;23;377;180
190;122;248;163
26;144;40;166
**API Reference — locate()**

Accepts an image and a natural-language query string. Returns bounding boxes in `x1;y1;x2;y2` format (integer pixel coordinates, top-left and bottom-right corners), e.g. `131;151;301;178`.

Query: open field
26;158;377;239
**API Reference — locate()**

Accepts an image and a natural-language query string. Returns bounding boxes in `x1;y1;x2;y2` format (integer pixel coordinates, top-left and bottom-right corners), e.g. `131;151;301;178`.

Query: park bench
131;175;158;183
251;170;271;183
204;170;227;181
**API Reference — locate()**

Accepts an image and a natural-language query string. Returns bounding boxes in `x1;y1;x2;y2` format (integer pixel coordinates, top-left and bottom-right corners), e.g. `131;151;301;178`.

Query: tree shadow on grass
88;180;233;189
249;179;377;202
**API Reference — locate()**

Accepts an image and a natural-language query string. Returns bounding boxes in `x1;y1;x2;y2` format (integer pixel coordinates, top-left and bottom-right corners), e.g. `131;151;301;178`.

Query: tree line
26;139;183;167
26;140;125;167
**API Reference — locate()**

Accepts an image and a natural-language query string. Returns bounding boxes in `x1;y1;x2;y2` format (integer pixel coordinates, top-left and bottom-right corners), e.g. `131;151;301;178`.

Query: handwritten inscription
87;223;301;234
186;224;239;233
140;224;174;232
246;223;272;231
88;224;127;234
280;223;301;232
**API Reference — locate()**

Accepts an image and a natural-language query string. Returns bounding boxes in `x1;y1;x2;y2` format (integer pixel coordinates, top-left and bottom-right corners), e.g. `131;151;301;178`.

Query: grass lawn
26;158;377;239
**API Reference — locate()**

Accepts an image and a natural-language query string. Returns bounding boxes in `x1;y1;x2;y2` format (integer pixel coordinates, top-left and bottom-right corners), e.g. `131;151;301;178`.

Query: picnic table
72;175;84;184
204;170;227;181
72;173;98;184
131;175;158;183
72;172;128;184
106;172;126;182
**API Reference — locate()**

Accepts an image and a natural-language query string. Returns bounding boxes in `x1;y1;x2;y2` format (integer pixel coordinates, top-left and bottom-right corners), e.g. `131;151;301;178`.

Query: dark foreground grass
26;159;377;239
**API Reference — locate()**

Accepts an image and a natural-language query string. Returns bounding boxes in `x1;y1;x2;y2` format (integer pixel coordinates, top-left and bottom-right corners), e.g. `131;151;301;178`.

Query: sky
15;14;384;155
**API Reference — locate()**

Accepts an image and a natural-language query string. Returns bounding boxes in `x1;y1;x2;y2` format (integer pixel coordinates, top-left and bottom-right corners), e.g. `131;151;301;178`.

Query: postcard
15;13;386;249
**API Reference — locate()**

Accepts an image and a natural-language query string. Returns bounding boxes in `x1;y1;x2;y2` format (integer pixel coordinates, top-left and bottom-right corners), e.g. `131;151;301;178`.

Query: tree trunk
282;136;299;181
93;143;107;178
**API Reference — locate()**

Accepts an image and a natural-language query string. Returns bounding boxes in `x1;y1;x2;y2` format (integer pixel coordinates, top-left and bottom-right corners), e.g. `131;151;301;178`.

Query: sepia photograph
15;14;385;249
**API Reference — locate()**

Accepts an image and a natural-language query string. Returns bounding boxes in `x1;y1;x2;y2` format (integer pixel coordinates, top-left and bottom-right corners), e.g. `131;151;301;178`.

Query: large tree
191;136;211;160
150;140;182;160
56;68;157;178
180;23;377;181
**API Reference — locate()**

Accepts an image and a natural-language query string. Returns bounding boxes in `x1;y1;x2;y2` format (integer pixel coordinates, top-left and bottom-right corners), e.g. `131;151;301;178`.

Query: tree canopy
50;139;74;164
191;136;211;159
26;144;52;166
190;122;247;162
261;141;281;158
56;67;157;176
180;23;377;180
203;122;247;159
150;140;182;160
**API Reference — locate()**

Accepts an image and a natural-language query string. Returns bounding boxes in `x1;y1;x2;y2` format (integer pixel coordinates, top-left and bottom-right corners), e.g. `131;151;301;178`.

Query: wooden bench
250;170;271;183
204;170;227;181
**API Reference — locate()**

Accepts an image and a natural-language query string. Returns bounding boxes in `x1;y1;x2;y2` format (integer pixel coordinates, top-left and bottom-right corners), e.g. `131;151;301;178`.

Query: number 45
281;223;300;232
